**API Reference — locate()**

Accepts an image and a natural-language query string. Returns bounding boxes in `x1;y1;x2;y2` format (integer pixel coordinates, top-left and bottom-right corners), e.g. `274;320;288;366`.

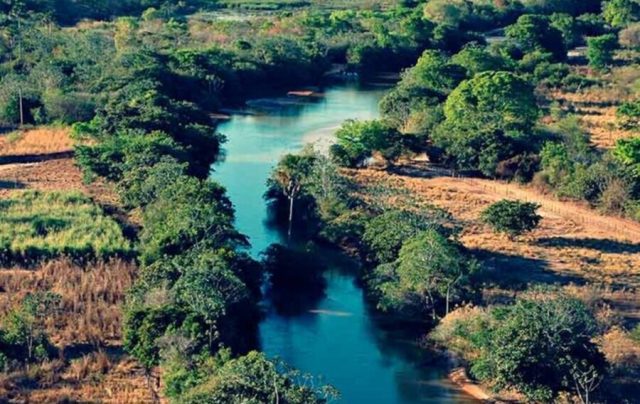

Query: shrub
468;292;607;402
587;34;618;71
616;100;640;131
331;119;403;167
481;199;541;238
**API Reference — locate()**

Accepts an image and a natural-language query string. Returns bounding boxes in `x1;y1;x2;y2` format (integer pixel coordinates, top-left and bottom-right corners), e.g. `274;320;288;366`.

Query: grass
0;127;73;157
0;191;132;265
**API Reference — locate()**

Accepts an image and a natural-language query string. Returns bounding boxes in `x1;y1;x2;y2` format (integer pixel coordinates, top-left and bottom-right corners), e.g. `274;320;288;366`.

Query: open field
0;129;155;402
348;166;640;323
0;128;73;158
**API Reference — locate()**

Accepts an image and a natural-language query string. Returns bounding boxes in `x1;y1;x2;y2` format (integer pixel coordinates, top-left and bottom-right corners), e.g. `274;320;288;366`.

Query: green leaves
481;199;541;238
468;293;606;401
331;119;403;167
587;34;618;71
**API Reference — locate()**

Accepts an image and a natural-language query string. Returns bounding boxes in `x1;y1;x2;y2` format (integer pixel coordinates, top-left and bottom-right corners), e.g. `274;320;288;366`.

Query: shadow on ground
537;237;640;254
470;248;584;290
0;180;25;190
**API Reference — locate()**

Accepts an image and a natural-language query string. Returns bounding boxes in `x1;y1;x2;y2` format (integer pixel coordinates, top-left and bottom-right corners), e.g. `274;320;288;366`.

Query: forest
0;0;639;403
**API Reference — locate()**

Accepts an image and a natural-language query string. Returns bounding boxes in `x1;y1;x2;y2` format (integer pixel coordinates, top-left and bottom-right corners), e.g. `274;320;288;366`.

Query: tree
140;177;244;264
177;351;338;403
468;292;606;402
603;0;640;28
330;119;403;167
362;208;453;264
613;137;640;177
268;150;317;236
506;14;567;61
451;44;512;76
481;199;541;238
2;292;60;366
434;71;540;175
373;230;475;319
587;34;617;70
172;261;251;351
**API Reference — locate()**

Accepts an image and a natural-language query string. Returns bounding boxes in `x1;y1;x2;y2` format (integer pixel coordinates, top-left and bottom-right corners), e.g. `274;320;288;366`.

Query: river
212;84;475;403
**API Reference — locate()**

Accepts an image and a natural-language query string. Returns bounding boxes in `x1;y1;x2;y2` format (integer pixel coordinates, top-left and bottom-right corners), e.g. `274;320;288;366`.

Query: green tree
469;292;606;402
267;149;317;236
434;71;540;175
587;34;618;70
481;199;542;238
506;14;567;61
139;177;244;264
330;119;403;167
613;137;640;177
362;208;453;264
373;230;475;318
616;99;640;130
177;351;338;403
603;0;640;28
2;292;60;365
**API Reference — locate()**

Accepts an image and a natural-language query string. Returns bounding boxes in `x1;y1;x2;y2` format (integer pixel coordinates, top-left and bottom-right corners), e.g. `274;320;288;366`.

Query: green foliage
0;191;132;265
118;157;188;209
617;99;640;130
0;292;60;367
362;208;453;264
139;177;243;265
451;44;513;76
481;199;541;238
467;292;606;401
587;34;618;71
331;119;403;167
370;229;475;318
434;71;540;175
506;14;567;61
75;130;187;182
603;0;640;28
613;137;640;177
173;351;338;403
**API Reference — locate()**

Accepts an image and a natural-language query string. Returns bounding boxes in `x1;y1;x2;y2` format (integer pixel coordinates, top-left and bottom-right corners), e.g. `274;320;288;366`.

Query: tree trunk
18;87;24;127
446;286;451;316
287;196;294;237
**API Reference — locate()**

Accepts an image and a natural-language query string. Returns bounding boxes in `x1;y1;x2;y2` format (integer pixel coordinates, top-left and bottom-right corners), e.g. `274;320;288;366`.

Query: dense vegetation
1;0;639;401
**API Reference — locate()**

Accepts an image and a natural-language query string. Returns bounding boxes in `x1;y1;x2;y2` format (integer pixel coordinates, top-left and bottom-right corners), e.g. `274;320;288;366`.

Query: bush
43;92;96;124
587;34;618;71
481;199;541;238
331;119;403;167
468;292;607;402
616;100;640;131
139;177;243;264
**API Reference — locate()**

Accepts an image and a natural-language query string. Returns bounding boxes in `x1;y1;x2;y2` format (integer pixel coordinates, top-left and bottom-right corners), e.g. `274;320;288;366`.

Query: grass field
0;127;73;157
0;191;132;264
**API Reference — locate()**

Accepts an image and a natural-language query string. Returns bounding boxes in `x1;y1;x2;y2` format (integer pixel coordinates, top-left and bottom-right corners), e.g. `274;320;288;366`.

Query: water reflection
213;84;475;403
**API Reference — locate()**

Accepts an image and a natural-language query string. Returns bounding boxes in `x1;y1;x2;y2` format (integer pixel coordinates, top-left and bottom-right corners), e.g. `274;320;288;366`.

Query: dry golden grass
0;259;136;347
546;60;640;149
347;167;640;321
0;355;160;403
0;127;73;157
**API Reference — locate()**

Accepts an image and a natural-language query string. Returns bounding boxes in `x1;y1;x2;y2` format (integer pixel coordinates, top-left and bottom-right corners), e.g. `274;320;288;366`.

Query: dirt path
389;164;640;242
350;166;640;322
